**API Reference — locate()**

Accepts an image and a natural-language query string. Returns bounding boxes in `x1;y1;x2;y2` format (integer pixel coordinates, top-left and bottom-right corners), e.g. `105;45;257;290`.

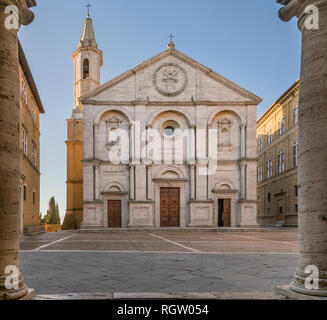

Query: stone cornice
257;166;297;188
129;200;155;204
258;125;297;155
81;159;257;166
257;79;299;128
72;46;103;66
101;191;128;196
83;200;101;204
18;40;44;113
82;100;256;107
153;178;188;182
238;200;257;204
239;158;258;164
189;200;214;203
212;189;238;194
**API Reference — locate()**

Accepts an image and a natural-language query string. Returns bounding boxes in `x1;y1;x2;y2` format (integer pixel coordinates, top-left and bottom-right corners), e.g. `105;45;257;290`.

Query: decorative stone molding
153;178;188;182
212;189;238;194
153;63;187;97
146;107;195;128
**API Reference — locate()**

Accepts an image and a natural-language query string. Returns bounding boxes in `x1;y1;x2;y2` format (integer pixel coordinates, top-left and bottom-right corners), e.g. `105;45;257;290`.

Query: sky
18;0;301;222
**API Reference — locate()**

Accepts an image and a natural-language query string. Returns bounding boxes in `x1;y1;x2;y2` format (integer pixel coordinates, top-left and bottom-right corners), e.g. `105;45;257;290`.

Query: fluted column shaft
0;0;35;300
278;0;327;296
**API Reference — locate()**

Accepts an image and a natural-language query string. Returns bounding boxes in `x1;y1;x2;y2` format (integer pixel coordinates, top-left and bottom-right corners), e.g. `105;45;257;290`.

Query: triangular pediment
80;48;262;105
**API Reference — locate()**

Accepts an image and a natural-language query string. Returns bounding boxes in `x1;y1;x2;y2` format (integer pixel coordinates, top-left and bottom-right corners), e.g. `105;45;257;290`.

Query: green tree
55;203;61;225
45;196;61;224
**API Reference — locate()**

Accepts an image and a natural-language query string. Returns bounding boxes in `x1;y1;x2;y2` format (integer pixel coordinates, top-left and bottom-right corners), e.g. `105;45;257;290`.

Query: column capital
277;0;305;23
1;0;35;27
277;0;327;31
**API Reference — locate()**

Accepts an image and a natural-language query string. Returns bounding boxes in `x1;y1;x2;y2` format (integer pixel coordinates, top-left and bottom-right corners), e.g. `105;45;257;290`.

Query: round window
164;126;175;136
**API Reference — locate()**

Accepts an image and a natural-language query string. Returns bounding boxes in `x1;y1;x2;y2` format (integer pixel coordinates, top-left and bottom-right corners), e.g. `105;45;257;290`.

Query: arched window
83;59;89;79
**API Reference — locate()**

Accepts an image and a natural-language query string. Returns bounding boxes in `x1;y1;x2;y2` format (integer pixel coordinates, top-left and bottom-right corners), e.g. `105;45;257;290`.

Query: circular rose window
164;126;175;136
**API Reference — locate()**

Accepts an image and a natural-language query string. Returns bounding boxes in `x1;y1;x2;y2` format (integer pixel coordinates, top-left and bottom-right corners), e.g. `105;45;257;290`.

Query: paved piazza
20;229;298;295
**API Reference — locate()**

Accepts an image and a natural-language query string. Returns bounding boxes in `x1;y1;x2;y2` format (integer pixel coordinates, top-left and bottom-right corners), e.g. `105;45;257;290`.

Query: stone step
78;226;297;233
275;221;285;227
35;291;287;300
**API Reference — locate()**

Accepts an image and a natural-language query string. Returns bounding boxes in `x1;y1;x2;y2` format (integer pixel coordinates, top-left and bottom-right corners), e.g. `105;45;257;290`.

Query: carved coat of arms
154;63;187;96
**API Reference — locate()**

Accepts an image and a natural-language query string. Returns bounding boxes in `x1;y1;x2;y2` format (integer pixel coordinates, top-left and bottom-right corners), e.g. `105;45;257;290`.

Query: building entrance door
108;200;121;228
160;188;180;227
277;199;284;221
218;199;231;227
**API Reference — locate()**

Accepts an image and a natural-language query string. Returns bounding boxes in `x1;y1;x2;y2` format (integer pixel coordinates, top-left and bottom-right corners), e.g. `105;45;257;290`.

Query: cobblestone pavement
19;229;298;295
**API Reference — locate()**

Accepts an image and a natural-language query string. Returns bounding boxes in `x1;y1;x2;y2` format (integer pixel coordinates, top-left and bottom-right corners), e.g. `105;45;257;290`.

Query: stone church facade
63;15;261;229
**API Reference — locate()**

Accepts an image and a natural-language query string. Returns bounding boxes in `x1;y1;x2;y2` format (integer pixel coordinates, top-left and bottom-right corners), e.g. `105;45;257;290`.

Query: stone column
129;165;135;200
190;165;195;200
277;0;327;297
94;165;99;200
147;165;152;200
0;0;35;300
240;163;246;200
240;123;247;159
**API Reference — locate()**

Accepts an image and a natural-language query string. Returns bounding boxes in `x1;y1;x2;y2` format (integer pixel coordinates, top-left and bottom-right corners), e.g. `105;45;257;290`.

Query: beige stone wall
257;80;299;226
19;65;41;230
81;50;260;228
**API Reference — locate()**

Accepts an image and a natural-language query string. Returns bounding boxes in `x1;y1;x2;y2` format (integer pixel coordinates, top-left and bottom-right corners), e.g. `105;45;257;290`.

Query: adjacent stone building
256;80;299;226
18;41;45;234
63;15;262;229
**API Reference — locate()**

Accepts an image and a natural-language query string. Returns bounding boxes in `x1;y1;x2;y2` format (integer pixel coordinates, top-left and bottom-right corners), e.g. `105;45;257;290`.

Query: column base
0;287;36;300
20;288;36;300
276;285;327;300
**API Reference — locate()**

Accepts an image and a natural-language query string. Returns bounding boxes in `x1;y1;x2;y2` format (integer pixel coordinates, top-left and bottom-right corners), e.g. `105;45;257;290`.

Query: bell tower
72;15;103;108
63;13;102;229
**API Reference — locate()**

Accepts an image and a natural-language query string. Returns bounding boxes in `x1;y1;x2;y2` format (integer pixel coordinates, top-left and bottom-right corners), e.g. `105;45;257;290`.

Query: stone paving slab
79;227;297;233
39;241;189;252
20;251;298;295
181;240;298;254
19;230;298;297
35;292;286;300
20;230;299;253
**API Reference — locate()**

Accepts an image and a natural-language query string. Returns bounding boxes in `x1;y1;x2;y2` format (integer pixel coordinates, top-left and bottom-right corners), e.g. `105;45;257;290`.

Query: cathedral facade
63;16;261;229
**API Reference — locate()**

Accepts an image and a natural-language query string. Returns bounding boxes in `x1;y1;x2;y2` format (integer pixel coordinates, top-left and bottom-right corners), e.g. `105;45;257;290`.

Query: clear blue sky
18;0;301;222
